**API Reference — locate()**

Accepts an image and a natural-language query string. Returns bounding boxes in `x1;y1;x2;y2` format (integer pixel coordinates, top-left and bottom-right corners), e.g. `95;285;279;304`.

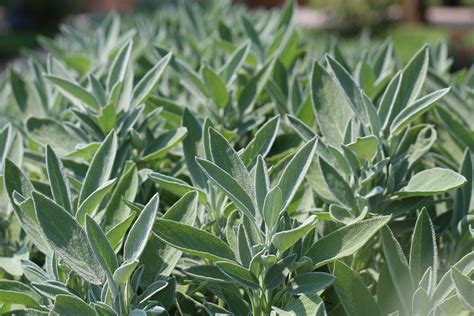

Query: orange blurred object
82;0;136;12
247;0;305;8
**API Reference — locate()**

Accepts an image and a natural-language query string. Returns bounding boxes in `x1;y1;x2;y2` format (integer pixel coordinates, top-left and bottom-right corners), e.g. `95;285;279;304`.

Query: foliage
0;0;472;315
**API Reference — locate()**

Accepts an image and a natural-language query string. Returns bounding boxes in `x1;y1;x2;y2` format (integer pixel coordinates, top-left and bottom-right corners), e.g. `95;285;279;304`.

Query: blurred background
0;0;473;69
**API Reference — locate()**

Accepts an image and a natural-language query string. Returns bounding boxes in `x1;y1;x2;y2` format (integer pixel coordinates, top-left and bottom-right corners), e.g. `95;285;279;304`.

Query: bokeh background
0;0;473;69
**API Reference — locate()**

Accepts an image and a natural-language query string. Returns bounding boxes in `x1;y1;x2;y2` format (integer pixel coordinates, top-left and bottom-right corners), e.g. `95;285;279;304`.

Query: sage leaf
202;65;229;108
78;131;117;205
154;219;235;262
124;194;159;262
45;145;73;213
318;157;355;209
33;192;105;284
85;215;119;277
288;272;335;295
390;88;450;135
272;215;317;253
196;157;256;220
277;137;317;212
45;75;100;110
306;216;390;267
398;168;467;197
26;118;80;155
4;159;51;255
333;260;383;316
409;208;438;285
0;280;46;310
263;186;282;230
51;294;95;316
311;62;352;146
451;268;474;310
132;52;171;107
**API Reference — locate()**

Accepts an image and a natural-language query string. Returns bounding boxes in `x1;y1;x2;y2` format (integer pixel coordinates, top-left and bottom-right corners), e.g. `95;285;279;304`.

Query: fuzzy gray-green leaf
33;192;104;284
154;219;235;262
124;194;159;262
306;216;390;267
78;131;117;205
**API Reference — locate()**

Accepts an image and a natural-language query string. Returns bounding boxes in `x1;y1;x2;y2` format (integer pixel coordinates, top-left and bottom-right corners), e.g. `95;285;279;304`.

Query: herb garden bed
0;1;472;315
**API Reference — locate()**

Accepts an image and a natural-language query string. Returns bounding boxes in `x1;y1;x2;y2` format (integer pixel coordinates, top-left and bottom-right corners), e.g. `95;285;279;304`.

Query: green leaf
239;116;280;169
139;280;168;304
326;55;370;127
181;108;207;189
0;247;29;277
132;53;171;107
378;71;402;131
85;215;118;277
32;281;73;299
113;260;139;284
185;265;233;284
124;194;159;262
202;65;229;108
409;208;438;285
264;255;296;290
451;268;474;310
306;216;390;267
333;260;383;316
0;124;11;167
149;172;206;202
277;294;326;316
398;168;467;197
288;272;335;295
237;224;252;267
431;251;474;306
209;127;253;196
255;155;270;213
153;219;235;262
106;212;136;251
97;103;117;133
241;15;263;55
390;88;450;135
196;157;256;220
272;215;317;253
92;303;117;316
346;135;379;161
391;45;429;122
142;191;198;282
9;68;28;112
219;41;250;84
286;114;317;141
45;75;100;110
45;145;73;213
0;280;45;309
277;137;317;212
216;261;259;289
26;118;80;155
102;162;138;230
238;57;275;114
78;131;117;205
33;192;104;284
65;142;100;162
142;127;187;161
4;159;51;255
107;39;133;90
76;178;117;226
89;74;106;106
263;186;282;230
51;294;95;316
318;157;355;209
311;62;352;146
380;226;413;314
276;0;296;29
